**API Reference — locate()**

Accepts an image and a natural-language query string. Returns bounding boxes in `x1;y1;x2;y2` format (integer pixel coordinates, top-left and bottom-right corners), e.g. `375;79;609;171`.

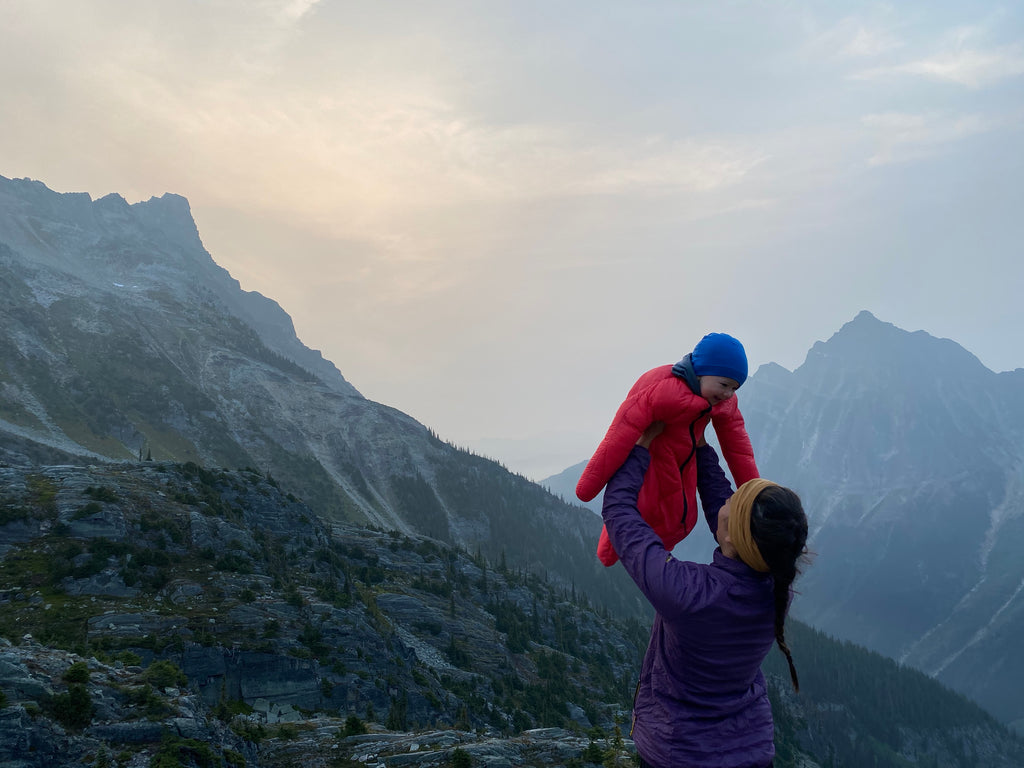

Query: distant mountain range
548;311;1024;731
540;460;593;510
741;311;1024;730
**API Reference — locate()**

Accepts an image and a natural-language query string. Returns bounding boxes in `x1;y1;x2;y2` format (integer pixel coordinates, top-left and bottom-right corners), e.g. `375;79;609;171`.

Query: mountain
738;311;1024;729
540;460;599;513
4;174;1023;761
0;459;649;766
2;457;1022;767
549;312;1024;731
0;174;643;620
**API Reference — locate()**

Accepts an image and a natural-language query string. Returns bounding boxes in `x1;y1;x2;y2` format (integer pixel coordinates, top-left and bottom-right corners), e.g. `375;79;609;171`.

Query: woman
602;423;809;768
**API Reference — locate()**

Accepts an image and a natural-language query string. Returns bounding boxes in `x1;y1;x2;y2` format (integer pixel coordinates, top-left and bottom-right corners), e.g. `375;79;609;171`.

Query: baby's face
699;376;740;406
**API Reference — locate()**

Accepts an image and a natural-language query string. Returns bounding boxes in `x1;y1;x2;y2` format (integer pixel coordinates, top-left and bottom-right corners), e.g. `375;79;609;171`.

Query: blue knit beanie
691;333;748;386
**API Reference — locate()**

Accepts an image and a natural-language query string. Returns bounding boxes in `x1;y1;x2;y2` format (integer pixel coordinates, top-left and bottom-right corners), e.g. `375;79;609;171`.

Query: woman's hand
636;421;666;450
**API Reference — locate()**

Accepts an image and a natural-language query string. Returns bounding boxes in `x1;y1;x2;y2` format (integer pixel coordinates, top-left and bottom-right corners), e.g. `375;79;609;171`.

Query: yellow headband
728;478;777;573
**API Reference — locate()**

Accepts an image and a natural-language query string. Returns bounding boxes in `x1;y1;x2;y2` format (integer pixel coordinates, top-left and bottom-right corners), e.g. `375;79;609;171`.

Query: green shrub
49;683;93;729
72;501;103;520
141;660;187;689
115;650;143;667
0;505;30;525
215;553;251;573
342;714;367;737
84;486;119;503
151;732;242;768
230;719;267;744
581;741;605;764
63;661;91;684
92;745;111;768
214;697;253;722
125;684;173;720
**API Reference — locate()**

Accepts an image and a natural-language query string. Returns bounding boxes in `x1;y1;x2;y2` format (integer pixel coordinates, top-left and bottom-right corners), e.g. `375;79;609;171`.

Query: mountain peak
800;311;988;380
130;192;203;251
833;309;901;342
851;308;880;323
97;192;130;208
752;361;792;378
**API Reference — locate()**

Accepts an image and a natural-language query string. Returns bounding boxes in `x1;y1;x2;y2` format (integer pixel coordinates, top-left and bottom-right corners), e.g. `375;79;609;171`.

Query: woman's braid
750;485;809;691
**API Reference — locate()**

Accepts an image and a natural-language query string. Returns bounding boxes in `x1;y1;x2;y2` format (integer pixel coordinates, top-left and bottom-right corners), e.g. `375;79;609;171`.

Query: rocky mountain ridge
739;311;1024;729
546;312;1024;732
0;173;642;621
0;177;351;397
0;457;647;766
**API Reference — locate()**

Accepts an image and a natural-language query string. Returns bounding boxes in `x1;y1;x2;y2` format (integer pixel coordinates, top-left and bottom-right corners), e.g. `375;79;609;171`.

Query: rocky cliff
0;457;649;766
0;173;642;621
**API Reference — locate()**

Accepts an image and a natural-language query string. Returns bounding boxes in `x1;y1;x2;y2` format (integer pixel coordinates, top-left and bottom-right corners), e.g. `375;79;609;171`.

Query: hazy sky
3;1;1022;479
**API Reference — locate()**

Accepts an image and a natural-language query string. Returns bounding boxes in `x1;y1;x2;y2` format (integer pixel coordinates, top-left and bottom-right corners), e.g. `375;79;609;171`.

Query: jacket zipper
678;406;711;528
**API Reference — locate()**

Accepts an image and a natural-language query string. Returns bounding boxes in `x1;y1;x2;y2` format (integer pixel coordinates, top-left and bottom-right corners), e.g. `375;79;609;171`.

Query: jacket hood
671;354;702;396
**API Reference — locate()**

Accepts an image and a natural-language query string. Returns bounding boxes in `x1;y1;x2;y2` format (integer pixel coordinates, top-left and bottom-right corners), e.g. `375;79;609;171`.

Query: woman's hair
749;485;809;691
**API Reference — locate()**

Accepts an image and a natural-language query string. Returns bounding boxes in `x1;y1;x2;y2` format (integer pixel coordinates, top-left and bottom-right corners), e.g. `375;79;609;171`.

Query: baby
577;333;759;566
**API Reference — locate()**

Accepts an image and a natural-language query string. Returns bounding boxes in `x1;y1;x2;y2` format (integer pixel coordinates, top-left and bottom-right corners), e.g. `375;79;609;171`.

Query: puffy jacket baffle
576;363;758;566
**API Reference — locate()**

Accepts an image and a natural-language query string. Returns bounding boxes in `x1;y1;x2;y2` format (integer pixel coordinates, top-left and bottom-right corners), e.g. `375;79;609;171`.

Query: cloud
73;59;769;250
851;17;1024;89
564;137;769;197
893;43;1024;87
0;1;776;294
861;111;1000;165
276;0;322;22
810;15;905;59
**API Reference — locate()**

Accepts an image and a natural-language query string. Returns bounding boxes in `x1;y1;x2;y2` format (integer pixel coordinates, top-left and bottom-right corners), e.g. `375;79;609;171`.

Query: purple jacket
602;445;776;768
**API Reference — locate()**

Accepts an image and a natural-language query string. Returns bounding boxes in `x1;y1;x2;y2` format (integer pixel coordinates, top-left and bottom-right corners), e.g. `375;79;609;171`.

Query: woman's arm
695;444;733;538
602;431;712;617
712;399;759;485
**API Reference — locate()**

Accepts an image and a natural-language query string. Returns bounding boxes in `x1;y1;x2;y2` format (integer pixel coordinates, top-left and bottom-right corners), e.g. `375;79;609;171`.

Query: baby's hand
636;422;666;449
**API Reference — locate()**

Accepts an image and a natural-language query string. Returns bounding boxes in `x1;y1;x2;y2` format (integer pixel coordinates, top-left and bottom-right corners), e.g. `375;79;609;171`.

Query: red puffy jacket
576;364;759;566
